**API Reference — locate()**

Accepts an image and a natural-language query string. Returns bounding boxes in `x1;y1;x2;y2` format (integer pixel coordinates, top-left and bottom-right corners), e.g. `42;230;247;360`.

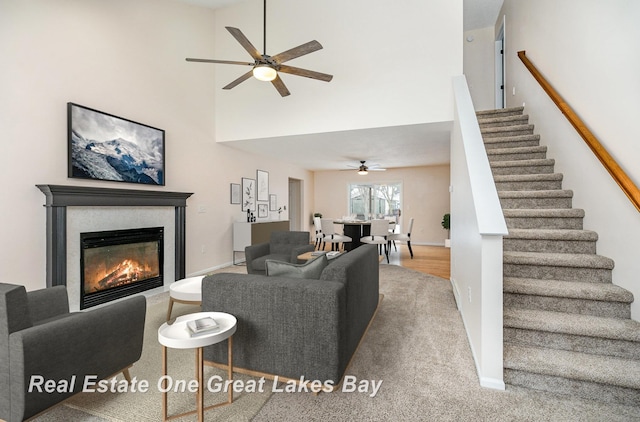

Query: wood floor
317;242;451;280
386;243;451;280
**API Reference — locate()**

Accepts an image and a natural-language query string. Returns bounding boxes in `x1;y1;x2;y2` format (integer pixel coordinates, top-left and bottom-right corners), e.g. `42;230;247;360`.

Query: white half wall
450;75;507;389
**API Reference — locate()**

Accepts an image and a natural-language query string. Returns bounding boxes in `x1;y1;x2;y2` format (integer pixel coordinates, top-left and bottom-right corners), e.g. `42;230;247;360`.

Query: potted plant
441;213;450;247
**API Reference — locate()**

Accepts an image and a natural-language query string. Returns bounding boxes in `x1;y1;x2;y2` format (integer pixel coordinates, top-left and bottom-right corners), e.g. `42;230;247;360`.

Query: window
349;183;401;220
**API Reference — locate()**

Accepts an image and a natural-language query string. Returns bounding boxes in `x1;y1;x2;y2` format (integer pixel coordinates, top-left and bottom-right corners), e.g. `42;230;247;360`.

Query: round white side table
158;311;237;422
166;275;205;321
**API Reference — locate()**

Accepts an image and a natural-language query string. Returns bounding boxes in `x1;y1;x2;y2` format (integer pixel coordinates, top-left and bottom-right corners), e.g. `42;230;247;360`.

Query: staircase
477;107;640;406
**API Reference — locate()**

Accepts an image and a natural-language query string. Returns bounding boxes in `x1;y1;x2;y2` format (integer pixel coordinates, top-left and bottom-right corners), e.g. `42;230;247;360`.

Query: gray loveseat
245;231;315;275
0;283;146;422
201;244;380;384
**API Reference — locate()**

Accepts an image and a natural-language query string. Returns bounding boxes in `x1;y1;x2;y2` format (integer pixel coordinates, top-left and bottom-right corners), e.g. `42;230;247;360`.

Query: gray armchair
0;283;146;422
245;231;314;275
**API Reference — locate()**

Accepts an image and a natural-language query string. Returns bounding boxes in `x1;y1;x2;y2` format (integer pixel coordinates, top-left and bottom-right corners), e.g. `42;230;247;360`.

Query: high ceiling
175;0;503;171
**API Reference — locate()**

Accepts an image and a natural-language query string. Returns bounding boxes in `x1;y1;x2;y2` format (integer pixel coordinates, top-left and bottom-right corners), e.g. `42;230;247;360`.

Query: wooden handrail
518;50;640;213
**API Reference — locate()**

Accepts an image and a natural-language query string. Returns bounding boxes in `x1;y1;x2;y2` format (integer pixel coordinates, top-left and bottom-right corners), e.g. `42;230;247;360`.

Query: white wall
212;0;463;141
313;166;451;245
498;0;640;319
0;0;313;292
463;26;497;111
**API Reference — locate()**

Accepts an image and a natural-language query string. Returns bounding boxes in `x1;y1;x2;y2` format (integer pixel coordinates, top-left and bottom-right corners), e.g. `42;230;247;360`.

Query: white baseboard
480;377;505;390
187;261;237;277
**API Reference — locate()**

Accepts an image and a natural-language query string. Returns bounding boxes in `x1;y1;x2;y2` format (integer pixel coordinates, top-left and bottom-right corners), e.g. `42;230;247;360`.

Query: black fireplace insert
80;227;164;309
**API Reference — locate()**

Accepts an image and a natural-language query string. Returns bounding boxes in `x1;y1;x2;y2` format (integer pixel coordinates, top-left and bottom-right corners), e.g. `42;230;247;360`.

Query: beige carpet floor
254;265;640;421
33;264;640;421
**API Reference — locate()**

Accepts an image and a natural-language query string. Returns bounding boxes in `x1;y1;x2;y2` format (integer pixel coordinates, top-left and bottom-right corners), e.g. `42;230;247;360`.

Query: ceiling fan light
358;169;368;175
253;65;277;81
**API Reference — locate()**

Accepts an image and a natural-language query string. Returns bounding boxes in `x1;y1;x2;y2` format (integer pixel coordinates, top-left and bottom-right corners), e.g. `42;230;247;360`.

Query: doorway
288;178;303;231
495;16;506;109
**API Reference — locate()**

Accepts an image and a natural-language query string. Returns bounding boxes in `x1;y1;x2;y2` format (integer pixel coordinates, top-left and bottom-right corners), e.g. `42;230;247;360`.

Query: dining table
333;219;394;251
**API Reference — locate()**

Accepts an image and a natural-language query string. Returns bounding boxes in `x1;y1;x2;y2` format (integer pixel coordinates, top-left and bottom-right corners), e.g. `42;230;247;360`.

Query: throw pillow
265;255;329;279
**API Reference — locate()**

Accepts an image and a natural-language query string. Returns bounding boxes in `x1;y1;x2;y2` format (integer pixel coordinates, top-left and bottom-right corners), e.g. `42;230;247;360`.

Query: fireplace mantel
37;184;193;288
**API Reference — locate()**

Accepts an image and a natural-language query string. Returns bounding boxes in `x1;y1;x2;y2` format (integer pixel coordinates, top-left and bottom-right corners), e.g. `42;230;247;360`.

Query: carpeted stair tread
476;106;524;118
505;228;597;241
490;158;554;168
504;308;640;342
481;124;534;134
487;147;548;162
483;134;541;149
503;208;586;230
502;208;584;218
504;344;640;390
487;145;547;156
478;114;530;128
504;277;633;303
503;251;614;270
499;190;573;199
494;173;563;183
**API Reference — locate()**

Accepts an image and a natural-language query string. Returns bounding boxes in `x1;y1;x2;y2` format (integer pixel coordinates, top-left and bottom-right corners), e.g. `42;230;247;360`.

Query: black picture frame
67;102;165;186
242;177;256;211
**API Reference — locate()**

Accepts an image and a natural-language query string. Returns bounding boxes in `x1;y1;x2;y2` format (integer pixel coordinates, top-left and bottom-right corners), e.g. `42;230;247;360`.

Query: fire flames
85;258;158;293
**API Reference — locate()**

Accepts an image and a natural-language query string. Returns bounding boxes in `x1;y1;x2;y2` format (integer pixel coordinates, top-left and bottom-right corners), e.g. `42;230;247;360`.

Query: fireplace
37;185;193;311
80;227;164;309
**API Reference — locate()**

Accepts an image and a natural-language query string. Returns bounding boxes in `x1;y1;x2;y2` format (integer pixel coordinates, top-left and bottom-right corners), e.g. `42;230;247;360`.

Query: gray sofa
0;283;146;422
201;244;380;384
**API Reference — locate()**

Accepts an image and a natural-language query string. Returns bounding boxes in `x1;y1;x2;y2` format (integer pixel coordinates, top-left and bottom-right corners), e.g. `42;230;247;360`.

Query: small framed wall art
257;169;269;201
230;183;241;204
269;194;277;211
258;203;268;218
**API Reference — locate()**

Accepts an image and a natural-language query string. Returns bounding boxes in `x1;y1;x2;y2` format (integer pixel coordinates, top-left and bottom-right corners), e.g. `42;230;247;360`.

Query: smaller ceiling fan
343;161;387;175
185;0;332;97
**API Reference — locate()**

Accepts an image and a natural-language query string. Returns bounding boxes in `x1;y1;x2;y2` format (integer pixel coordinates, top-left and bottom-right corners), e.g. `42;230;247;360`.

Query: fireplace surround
37;185;193;300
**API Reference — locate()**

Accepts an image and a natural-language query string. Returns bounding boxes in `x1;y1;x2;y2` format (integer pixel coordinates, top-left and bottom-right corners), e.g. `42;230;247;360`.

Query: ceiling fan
343;161;387;175
185;0;333;97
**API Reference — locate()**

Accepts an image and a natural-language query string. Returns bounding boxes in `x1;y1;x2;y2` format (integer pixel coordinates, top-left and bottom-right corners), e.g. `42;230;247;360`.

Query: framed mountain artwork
67;103;165;185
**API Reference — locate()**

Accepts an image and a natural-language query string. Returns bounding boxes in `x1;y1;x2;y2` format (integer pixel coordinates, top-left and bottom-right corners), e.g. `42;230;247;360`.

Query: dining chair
385;216;397;236
320;219;352;251
360;219;390;263
388;217;414;258
313;216;323;250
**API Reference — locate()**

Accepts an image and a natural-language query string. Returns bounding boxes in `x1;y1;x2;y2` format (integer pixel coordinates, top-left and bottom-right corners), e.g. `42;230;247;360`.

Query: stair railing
518;50;640;213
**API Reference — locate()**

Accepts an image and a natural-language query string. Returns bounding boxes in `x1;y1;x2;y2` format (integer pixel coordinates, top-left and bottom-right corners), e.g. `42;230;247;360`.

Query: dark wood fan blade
186;58;253;66
278;65;333;82
271;75;291;97
271;40;323;64
222;70;254;90
226;27;263;61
